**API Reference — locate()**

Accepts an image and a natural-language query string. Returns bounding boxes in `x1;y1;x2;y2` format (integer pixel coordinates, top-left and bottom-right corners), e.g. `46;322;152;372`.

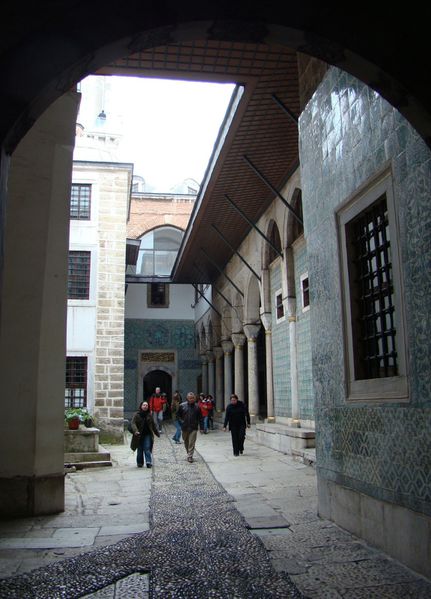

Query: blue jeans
202;415;208;433
137;434;153;466
172;418;182;442
152;411;163;431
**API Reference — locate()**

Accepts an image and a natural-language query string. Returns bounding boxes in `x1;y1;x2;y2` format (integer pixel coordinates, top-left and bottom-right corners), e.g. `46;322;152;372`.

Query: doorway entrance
143;370;173;418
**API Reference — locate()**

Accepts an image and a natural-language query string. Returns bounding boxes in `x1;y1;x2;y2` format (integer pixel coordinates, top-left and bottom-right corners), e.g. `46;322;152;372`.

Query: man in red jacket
149;387;166;433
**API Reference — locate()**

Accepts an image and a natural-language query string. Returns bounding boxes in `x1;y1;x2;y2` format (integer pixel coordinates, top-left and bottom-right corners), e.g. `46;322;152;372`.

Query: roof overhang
100;40;300;284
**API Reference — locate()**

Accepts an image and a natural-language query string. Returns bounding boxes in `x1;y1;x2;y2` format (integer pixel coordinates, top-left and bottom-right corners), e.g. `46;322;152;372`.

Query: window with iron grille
65;357;87;408
346;196;397;380
70;184;91;220
68;251;91;299
338;172;408;402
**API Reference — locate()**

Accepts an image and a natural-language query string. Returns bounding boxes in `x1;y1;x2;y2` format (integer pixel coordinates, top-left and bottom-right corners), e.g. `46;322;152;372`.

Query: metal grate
347;195;398;379
65;357;87;408
68;251;91;299
70;183;91;220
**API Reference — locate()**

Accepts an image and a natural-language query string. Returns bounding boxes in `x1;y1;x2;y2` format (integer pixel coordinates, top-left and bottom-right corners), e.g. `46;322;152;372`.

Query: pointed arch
286;188;304;247
244;274;261;325
264;219;282;269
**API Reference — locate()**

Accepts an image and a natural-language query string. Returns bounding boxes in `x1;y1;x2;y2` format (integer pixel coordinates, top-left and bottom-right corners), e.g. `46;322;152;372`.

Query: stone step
64;460;112;470
64;448;111;469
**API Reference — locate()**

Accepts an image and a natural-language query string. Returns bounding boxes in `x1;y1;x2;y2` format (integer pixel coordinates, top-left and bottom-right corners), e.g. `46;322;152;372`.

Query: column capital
206;350;215;362
260;311;272;332
221;339;234;354
243;323;261;341
199;352;208;365
231;332;246;348
213;346;224;360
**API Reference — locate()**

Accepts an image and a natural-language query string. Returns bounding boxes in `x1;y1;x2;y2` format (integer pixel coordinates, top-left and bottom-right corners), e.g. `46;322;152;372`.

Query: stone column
244;324;261;420
260;312;275;421
207;350;215;398
200;353;208;394
213;347;224;411
0;91;80;516
221;339;234;409
232;332;246;402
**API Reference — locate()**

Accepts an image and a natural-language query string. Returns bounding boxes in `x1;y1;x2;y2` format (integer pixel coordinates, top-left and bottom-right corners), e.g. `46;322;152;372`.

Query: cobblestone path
0;433;303;598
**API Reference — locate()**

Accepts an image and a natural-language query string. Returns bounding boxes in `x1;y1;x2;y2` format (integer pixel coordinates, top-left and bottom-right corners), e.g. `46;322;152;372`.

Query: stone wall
94;167;131;442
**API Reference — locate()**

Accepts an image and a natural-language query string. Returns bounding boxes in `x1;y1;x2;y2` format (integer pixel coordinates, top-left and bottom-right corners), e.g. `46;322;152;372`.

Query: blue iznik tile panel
270;263;291;417
124;319;200;413
294;244;314;421
299;67;431;516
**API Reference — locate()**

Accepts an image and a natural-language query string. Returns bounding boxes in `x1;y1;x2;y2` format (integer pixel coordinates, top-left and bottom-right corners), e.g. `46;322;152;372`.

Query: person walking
198;393;212;434
223;393;250;456
177;392;201;463
130;401;160;468
206;394;215;430
171;390;182;444
149;386;167;433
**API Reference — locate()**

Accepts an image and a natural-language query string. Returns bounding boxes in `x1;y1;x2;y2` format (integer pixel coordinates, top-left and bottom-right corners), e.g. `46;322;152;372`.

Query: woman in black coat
130;401;160;468
223;393;250;456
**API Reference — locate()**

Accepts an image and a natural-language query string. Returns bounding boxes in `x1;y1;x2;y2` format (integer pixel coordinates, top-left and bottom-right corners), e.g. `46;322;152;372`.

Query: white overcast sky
77;75;235;192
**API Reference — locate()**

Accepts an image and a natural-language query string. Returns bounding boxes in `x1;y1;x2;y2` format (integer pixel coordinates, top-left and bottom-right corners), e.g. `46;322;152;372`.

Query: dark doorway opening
143;370;172;417
257;326;267;419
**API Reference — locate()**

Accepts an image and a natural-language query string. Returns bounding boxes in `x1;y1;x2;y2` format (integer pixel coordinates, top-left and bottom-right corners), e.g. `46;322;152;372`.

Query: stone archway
1;7;430;152
1;4;430;526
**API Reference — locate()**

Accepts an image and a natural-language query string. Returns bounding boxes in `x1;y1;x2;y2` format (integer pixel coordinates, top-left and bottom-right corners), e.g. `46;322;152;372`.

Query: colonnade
198;319;275;421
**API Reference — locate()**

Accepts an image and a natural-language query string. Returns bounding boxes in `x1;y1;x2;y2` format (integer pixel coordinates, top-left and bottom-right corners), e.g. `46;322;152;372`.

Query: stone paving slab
0;527;99;549
98;523;149;536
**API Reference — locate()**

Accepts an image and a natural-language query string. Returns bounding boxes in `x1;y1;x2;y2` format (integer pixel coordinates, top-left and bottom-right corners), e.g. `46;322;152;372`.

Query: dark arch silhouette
0;3;430;152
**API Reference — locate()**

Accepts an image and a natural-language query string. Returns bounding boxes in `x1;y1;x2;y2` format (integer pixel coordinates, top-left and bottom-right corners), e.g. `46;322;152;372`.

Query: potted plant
65;407;94;430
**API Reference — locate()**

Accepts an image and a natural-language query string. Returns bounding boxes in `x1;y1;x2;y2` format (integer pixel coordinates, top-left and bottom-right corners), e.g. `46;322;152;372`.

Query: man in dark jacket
177;392;201;463
223;393;250;456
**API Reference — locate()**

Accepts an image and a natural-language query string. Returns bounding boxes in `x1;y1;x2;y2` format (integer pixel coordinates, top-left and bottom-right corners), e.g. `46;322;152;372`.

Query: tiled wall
294;243;314;421
270;262;291;417
299;67;431;516
124;319;200;414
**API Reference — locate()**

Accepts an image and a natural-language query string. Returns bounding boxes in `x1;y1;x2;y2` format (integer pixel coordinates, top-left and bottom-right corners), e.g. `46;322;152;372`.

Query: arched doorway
143;369;172;419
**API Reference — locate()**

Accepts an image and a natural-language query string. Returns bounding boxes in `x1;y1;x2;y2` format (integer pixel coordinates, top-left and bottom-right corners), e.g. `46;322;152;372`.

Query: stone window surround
337;167;409;403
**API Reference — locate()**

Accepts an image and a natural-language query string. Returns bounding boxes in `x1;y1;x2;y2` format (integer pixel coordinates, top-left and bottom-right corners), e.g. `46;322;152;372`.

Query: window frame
147;282;170;308
275;288;285;322
300;272;310;312
337;170;409;403
70;183;92;220
68;250;91;300
65;356;88;408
